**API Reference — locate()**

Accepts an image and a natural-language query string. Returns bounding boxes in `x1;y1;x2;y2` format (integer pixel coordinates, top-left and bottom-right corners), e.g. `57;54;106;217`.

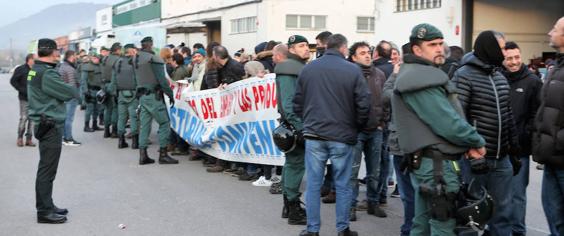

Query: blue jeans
510;156;529;234
376;131;391;203
394;155;414;236
305;139;353;233
64;98;78;140
351;130;383;206
542;165;564;235
461;157;513;236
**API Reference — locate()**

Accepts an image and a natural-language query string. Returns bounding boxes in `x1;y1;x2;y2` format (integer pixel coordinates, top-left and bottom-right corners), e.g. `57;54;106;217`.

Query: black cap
141;37;153;44
110;42;122;51
38;38;57;50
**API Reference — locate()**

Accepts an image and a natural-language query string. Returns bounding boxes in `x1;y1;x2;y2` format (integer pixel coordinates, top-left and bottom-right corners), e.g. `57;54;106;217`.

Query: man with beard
347;41;388;220
452;30;519;236
315;31;332;59
275;35;310;226
502;41;542;236
392;24;486;235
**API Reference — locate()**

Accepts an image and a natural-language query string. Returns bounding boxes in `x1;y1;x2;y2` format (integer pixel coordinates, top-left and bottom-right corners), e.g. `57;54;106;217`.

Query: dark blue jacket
373;57;394;79
293;49;371;145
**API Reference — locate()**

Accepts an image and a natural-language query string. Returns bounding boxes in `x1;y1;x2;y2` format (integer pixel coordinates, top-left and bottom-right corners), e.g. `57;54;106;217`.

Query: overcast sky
0;0;117;28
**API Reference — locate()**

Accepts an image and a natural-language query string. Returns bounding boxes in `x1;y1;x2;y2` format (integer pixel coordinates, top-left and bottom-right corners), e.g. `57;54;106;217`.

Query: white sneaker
270;175;282;184
252;176;272;187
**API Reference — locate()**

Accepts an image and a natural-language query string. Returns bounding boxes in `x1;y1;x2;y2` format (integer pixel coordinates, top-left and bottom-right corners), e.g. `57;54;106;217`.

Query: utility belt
402;148;460;171
137;86;163;100
118;89;137;98
409;147;461;222
88;85;102;90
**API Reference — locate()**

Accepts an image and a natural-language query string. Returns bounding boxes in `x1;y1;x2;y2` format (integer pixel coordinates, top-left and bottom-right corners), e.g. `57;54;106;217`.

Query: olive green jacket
27;60;79;123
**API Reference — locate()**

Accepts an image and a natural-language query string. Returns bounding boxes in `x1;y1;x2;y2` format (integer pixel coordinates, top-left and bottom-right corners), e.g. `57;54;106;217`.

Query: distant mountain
0;3;109;50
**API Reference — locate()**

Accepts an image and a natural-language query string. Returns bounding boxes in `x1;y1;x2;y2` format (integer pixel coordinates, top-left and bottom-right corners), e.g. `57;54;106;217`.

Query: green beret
141;37;153;43
287;35;308;46
100;46;110;51
124;44;135;49
410;23;443;41
110;42;122;51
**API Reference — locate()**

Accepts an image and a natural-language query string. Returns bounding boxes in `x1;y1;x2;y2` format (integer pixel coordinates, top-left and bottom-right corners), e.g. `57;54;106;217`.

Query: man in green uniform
391;24;486;236
101;43;121;138
28;38;79;223
98;46;110;126
81;53;104;132
134;37;178;165
275;35;310;225
111;43;139;149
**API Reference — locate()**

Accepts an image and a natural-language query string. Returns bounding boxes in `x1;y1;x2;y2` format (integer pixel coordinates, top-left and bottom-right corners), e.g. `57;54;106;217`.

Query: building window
395;0;441;12
286;15;327;30
357;17;375;32
231;17;257;34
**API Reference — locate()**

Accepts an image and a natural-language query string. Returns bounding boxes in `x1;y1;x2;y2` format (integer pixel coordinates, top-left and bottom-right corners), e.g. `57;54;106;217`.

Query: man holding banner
275;35;310;226
133;36;178;165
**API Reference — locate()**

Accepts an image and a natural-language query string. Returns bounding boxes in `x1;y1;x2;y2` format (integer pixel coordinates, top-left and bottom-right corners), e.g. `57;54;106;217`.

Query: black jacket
503;64;542;156
373;57;393;79
533;53;564;168
293;49;371;145
357;63;386;132
256;51;275;73
452;52;518;158
203;58;245;89
10;64;31;101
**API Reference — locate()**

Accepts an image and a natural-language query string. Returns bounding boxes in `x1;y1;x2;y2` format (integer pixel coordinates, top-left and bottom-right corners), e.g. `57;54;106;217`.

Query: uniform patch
516;88;524;93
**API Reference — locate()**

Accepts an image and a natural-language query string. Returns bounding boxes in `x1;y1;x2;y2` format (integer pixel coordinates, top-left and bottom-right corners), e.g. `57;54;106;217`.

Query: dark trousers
34;124;63;215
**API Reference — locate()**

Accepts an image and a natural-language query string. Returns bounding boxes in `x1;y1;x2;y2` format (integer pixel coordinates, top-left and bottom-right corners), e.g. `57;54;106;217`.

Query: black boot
118;135;129;149
287;199;307;225
84;121;94;132
282;195;289;218
337;227;358;236
92;120;103;131
110;125;118;138
131;134;139;149
139;148;155;165
367;201;387;218
103;125;111;138
158;147;179;164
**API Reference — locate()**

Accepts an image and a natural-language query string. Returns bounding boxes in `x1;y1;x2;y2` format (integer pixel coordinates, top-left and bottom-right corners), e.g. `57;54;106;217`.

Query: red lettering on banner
200;99;209;119
220;93;233;118
175;84;183;100
238;88;252;112
252;83;277;110
206;97;218;119
188;99;198;116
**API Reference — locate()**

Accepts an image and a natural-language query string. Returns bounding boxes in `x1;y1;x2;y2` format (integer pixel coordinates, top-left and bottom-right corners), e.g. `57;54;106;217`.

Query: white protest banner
168;74;285;166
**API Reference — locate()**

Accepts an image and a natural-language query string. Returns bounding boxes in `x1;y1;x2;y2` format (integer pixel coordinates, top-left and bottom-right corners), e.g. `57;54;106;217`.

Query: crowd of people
11;16;564;236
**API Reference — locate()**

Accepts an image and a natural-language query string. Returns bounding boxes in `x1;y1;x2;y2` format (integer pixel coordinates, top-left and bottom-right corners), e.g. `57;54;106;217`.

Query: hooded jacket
503;64;542;156
452;52;518;159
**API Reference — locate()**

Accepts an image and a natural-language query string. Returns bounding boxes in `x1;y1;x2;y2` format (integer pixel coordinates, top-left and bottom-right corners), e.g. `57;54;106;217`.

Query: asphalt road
0;73;551;236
